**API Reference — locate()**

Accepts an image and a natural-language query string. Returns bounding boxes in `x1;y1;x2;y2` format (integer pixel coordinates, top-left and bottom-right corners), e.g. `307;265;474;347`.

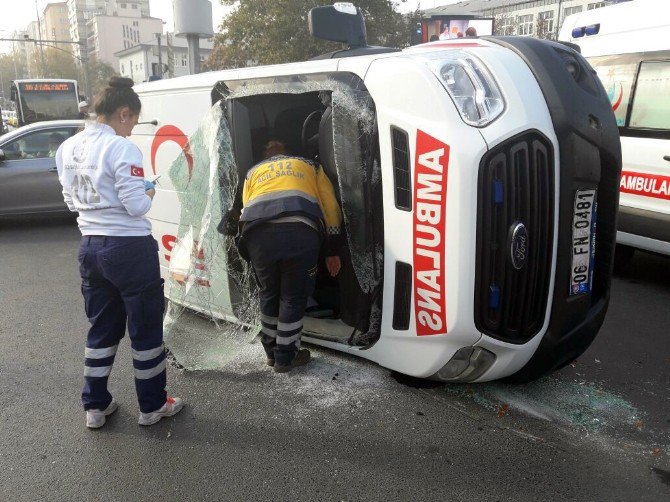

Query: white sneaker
138;396;184;426
86;400;119;429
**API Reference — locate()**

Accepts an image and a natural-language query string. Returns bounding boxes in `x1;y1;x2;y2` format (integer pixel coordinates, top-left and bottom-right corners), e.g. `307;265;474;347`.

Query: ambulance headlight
428;52;505;127
432;346;496;382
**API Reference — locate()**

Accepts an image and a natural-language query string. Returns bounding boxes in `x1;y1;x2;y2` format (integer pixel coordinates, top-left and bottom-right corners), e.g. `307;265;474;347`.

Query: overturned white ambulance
131;4;621;383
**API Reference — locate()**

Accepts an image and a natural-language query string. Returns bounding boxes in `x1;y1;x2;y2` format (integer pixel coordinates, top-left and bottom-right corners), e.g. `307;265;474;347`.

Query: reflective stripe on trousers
244;223;320;366
79;235;167;413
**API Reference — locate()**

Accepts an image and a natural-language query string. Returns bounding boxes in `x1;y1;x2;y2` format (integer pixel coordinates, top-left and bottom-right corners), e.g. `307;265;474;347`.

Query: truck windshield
17;82;79;124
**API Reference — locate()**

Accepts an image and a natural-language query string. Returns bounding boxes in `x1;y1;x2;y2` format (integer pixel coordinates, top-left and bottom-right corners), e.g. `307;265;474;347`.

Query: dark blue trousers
78;235;167;413
243;223;321;366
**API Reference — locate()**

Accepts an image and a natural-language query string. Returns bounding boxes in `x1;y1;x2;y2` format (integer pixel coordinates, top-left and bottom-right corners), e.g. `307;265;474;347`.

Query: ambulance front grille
474;132;554;344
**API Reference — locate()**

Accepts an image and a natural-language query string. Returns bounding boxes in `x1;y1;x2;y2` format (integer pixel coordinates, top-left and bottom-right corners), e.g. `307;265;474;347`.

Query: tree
0;52;28;106
535;12;555;40
85;58;118;100
493;13;516;36
204;0;413;70
31;47;79;80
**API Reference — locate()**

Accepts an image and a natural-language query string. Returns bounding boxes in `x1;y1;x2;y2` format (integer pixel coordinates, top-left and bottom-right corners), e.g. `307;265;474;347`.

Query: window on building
133;21;138;27
121;63;125;74
629;61;670;130
200;55;205;62
587;2;606;10
120;3;127;7
123;25;126;37
517;14;534;36
538;10;554;36
497;15;516;36
132;3;138;8
181;54;188;67
564;6;583;18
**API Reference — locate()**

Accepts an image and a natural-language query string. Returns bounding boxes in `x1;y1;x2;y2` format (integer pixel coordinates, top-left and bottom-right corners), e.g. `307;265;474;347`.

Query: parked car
0;120;84;216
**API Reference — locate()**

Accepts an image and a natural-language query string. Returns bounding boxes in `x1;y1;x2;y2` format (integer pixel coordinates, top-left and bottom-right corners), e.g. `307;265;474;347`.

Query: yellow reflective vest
241;155;343;253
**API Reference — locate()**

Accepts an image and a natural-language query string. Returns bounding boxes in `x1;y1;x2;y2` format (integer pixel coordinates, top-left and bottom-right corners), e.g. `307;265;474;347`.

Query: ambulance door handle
663;155;670;162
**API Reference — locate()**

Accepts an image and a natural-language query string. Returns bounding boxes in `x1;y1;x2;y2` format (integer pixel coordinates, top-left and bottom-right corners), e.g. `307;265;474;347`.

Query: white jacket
56;122;152;236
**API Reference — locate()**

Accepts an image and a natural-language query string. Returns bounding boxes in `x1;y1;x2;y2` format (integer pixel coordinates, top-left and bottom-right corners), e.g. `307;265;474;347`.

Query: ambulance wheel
502;329;597;384
612;244;635;275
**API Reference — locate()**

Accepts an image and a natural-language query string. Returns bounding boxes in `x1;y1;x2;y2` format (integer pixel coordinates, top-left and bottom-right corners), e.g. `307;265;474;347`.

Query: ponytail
93;77;141;117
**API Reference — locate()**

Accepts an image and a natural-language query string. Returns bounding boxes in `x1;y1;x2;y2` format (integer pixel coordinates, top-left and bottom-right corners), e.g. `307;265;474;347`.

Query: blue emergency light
585;24;600;36
572;23;600;38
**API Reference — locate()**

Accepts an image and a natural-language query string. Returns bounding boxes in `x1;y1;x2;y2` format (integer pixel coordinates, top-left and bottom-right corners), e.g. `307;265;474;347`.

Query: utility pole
156;33;163;78
35;0;46;77
186;34;200;75
555;0;564;40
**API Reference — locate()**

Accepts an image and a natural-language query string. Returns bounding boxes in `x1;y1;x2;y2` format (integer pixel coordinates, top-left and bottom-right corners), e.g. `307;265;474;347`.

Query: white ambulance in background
560;0;670;259
133;4;621;383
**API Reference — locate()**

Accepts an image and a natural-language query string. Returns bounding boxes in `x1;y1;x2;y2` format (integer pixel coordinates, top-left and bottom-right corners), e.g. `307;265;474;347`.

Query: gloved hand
217;209;240;236
143;179;155;192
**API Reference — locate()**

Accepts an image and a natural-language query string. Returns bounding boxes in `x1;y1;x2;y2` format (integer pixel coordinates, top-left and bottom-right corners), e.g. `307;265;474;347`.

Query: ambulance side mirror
309;4;368;49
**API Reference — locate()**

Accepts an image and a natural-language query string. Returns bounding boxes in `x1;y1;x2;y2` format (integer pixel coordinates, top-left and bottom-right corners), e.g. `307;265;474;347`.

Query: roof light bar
572;27;585;38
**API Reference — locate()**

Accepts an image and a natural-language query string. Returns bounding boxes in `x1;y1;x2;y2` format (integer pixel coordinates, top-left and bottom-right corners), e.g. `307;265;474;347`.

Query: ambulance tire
612;244;635;275
501;330;597;384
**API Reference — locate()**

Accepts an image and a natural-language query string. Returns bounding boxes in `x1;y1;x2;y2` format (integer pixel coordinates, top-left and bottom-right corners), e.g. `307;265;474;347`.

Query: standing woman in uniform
56;77;183;429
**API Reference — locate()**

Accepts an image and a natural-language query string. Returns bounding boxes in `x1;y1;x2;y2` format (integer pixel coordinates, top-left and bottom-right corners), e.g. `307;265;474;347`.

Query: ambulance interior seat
225;100;253;307
317;105;339;198
228;100;254;182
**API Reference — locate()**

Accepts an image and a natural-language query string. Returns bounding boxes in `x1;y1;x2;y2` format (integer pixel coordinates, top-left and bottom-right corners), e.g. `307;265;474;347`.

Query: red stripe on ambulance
620;171;670;201
413;130;450;336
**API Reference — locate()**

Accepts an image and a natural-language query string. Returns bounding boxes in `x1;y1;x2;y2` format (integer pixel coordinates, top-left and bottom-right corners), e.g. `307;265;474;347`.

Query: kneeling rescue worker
235;140;343;372
56;77;184;428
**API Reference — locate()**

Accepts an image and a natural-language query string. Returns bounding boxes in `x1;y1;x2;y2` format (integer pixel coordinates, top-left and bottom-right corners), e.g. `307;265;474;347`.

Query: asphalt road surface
1;216;668;501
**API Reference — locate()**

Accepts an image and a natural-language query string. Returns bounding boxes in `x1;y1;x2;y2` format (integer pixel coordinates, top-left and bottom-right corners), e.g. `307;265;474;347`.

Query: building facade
10;30;30;79
115;35;214;83
86;13;163;68
66;0;151;59
44;2;72;44
423;0;630;39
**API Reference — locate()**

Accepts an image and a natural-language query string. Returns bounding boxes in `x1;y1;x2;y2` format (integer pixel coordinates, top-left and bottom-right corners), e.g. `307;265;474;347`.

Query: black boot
274;349;311;373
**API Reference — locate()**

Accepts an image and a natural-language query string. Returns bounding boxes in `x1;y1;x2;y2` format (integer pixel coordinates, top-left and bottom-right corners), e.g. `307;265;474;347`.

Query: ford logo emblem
509;222;529;270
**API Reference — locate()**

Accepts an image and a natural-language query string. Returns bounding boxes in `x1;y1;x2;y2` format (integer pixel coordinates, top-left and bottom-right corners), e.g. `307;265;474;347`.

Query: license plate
570;189;597;296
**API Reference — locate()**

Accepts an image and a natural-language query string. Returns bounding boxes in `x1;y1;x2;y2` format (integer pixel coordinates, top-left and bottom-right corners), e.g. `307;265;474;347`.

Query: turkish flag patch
131;166;144;177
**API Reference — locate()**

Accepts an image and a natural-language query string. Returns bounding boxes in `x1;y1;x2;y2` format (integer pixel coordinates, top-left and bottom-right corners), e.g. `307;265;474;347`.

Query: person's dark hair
429;34;439;42
263;140;286;159
93;76;141;117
